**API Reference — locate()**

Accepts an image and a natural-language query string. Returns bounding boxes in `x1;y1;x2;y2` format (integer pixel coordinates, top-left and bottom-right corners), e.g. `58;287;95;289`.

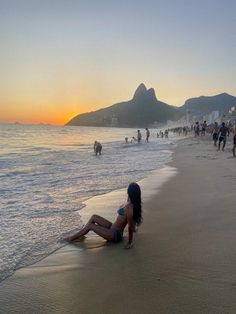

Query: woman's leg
67;214;113;242
88;214;112;228
89;223;113;241
68;222;113;242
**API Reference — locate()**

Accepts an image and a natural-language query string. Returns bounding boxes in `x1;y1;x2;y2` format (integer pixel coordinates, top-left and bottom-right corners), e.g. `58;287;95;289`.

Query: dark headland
66;84;236;127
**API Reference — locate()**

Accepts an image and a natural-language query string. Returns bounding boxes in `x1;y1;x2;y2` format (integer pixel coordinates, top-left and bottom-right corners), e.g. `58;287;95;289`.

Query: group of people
193;120;236;157
137;128;150;143
157;129;169;138
127;126;206;143
193;121;207;137
125;128;150;143
126;128;171;143
94;121;236;158
211;121;236;156
171;126;190;136
68;120;235;250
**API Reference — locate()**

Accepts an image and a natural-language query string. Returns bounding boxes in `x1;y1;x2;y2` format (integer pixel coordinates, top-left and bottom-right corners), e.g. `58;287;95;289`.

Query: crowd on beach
125;127;169;143
94;120;236;158
189;120;236;157
69;120;235;248
191;120;236;157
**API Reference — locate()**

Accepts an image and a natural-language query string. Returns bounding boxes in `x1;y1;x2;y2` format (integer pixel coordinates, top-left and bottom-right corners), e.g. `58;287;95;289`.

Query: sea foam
0;124;177;282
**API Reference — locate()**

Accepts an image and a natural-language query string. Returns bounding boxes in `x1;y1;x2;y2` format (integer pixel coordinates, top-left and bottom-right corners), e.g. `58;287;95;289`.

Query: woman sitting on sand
67;182;142;249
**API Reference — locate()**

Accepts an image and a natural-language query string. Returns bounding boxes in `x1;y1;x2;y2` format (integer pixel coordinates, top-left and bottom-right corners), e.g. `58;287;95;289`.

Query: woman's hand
124;242;133;249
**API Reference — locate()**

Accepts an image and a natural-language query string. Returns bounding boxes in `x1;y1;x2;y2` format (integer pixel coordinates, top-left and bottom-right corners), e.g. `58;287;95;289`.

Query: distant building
223;107;236;124
207;111;220;124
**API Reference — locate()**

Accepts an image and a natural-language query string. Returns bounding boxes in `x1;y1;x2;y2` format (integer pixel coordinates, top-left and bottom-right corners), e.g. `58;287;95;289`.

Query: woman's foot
66;235;86;242
72;235;86;242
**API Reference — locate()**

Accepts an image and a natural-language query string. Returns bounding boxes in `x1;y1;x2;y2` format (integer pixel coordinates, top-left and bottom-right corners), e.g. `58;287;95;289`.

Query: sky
0;0;236;125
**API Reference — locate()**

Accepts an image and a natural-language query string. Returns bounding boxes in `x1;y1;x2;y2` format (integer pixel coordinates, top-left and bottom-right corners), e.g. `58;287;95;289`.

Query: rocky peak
147;88;157;100
133;83;157;101
133;83;147;99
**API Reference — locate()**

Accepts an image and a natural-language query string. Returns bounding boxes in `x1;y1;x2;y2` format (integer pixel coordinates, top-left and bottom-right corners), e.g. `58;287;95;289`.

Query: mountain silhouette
181;93;236;116
66;83;182;127
66;85;236;127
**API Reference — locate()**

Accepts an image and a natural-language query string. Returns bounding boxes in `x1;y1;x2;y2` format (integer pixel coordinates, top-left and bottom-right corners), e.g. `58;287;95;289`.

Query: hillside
66;84;182;127
181;93;236;115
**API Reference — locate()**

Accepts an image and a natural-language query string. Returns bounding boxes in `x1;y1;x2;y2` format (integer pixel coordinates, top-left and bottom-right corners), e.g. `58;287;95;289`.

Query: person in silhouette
212;122;219;146
194;122;200;137
233;134;236;157
94;141;102;155
217;122;229;151
202;121;207;136
233;124;236;157
145;128;150;142
137;130;142;143
66;183;142;249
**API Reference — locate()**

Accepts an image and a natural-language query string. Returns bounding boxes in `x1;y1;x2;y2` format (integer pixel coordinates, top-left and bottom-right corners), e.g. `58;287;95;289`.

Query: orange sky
1;80;235;125
1;1;236;125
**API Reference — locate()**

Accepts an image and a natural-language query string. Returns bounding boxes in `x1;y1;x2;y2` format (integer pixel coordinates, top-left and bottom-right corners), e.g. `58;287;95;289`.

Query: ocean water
0;124;177;282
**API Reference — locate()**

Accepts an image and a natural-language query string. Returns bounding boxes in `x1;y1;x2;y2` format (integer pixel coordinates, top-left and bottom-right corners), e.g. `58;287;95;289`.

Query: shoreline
1;136;236;313
0;133;178;284
0;159;178;285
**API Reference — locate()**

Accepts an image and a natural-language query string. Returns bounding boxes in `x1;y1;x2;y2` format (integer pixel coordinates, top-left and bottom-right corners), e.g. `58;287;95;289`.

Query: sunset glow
1;0;236;125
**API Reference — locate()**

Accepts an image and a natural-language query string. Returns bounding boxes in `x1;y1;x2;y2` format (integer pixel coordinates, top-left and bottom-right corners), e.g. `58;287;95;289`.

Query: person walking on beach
66;183;142;249
194;122;200;137
233;124;236;157
233;134;236;157
202;121;207;136
137;130;142;143
217;122;229;151
94;141;102;155
199;123;203;136
145;128;150;142
212;122;219;146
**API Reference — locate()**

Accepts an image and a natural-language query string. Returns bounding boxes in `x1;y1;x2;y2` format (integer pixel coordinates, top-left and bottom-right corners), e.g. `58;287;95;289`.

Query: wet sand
1;136;236;314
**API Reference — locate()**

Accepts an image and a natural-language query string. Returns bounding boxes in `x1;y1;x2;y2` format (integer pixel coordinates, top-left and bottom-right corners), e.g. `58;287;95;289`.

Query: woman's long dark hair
127;182;142;226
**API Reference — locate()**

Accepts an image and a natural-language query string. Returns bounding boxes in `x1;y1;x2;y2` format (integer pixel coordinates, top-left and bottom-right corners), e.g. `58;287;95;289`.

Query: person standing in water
94;141;102;155
66;183;142;249
137;130;142;143
145;128;150;142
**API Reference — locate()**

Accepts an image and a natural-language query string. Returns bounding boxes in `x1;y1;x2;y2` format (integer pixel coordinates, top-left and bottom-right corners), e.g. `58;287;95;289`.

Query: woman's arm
124;207;134;249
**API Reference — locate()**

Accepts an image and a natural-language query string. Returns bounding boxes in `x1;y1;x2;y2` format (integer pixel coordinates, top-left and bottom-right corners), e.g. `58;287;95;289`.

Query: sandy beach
1;136;236;314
